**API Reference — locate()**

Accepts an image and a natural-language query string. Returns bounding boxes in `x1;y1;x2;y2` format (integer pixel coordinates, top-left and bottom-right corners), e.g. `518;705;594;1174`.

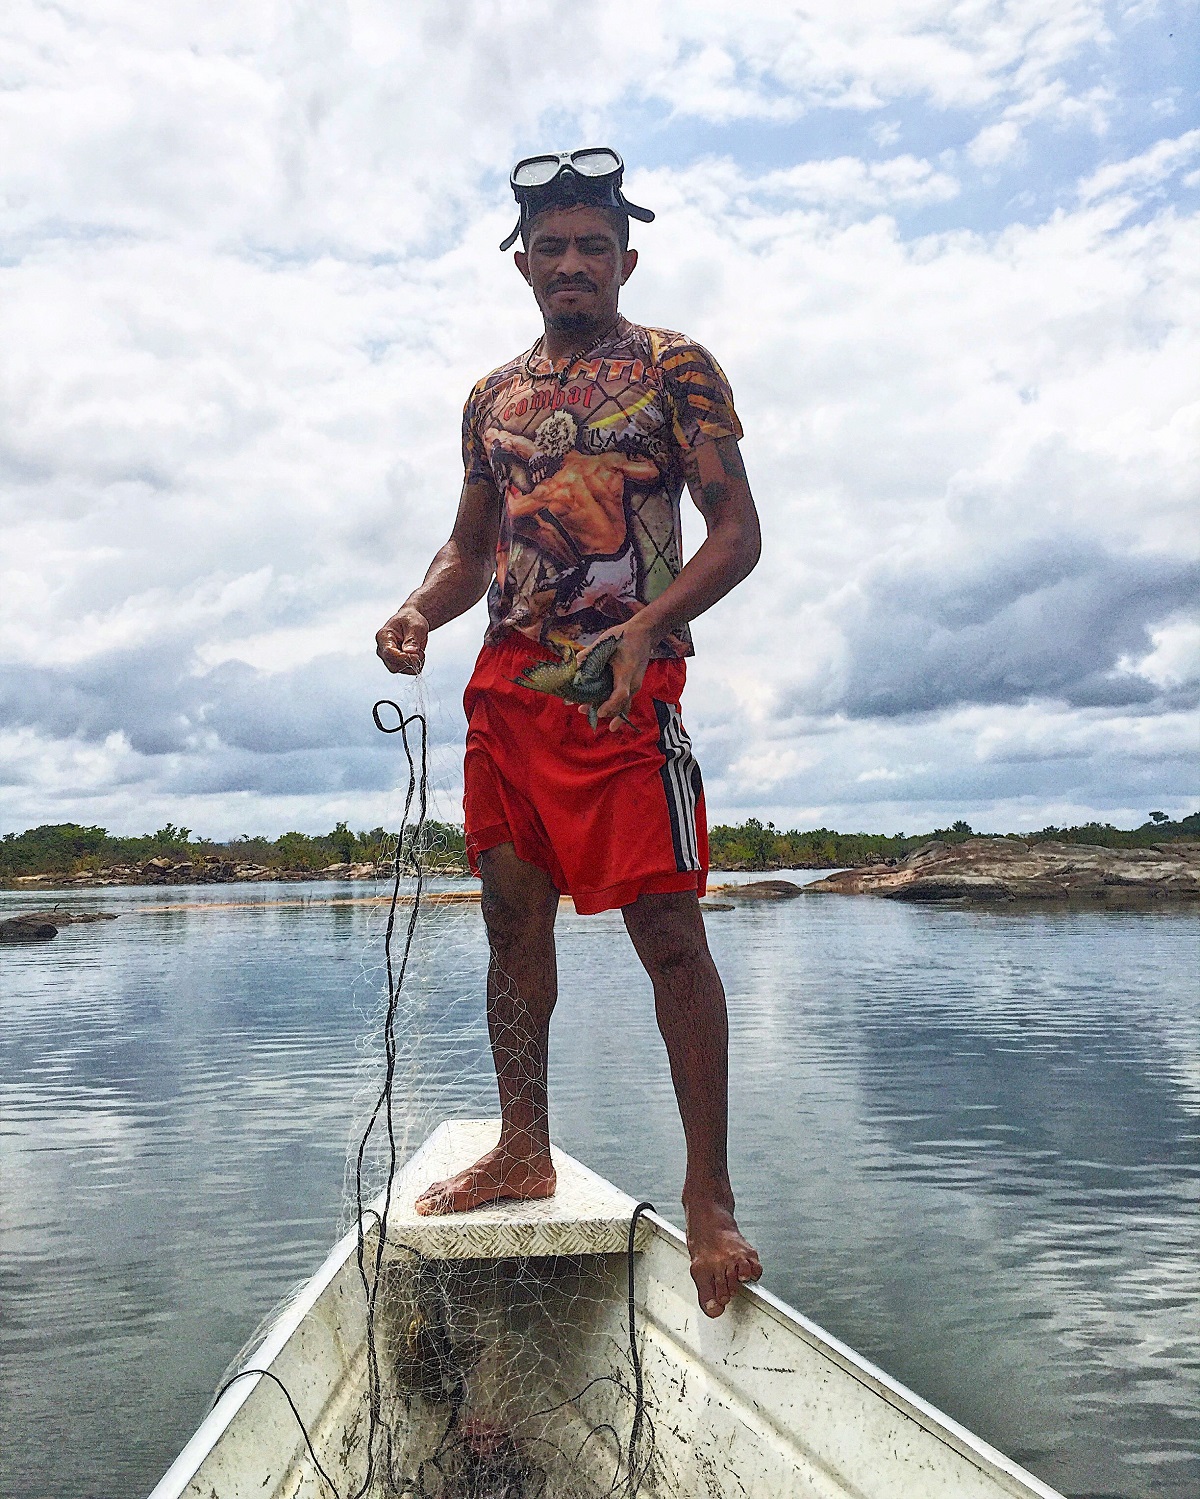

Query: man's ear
514;250;531;285
620;248;638;285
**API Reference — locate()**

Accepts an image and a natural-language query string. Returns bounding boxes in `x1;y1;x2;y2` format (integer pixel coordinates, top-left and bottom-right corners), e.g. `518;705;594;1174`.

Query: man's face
514;205;638;335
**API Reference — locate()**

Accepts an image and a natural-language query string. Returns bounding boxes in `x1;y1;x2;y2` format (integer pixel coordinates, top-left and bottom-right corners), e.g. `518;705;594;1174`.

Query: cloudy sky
2;1;1197;839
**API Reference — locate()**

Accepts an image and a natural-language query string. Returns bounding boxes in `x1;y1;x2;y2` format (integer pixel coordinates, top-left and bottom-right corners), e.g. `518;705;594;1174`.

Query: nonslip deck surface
380;1119;652;1259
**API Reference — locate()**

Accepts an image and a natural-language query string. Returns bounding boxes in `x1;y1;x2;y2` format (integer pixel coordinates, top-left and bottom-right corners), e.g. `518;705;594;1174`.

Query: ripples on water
0;878;1196;1499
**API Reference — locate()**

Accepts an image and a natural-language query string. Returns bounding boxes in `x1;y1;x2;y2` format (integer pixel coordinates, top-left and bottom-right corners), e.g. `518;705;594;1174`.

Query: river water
0;876;1197;1499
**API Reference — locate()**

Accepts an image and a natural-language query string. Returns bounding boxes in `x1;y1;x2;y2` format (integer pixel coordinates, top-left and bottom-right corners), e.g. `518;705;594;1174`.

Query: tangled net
212;695;662;1499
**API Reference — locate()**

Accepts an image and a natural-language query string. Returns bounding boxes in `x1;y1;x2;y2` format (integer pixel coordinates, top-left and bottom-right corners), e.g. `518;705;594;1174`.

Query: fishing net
213;679;669;1499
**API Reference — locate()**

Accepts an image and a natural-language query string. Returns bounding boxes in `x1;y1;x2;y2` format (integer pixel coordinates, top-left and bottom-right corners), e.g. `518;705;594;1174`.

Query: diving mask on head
499;148;655;251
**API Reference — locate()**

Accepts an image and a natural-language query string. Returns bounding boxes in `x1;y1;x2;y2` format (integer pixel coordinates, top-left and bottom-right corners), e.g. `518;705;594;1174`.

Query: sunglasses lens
512;156;563;188
571;148;621;178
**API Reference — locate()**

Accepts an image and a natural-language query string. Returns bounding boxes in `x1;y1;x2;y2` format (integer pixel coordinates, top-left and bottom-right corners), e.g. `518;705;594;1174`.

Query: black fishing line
208;700;428;1499
351;699;429;1499
626;1201;657;1497
210;1367;340;1497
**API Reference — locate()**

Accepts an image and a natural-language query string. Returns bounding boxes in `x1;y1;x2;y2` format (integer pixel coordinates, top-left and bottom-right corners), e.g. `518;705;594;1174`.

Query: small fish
512;635;624;730
393;1307;457;1398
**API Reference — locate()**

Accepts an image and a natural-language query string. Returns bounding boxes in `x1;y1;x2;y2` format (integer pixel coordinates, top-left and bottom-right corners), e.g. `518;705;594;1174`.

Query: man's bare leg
416;842;560;1215
622;889;762;1317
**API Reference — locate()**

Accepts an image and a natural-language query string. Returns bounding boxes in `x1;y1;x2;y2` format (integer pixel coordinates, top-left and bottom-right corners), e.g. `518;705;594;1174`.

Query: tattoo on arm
718;441;748;482
686;439;749;518
701;479;728;512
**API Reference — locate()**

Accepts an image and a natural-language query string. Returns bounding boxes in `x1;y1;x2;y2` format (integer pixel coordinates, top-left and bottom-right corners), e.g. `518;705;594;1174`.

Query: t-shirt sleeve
461;383;493;486
657;340;744;451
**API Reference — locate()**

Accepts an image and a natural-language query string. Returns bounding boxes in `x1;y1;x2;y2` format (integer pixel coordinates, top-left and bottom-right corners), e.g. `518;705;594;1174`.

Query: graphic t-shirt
462;316;742;659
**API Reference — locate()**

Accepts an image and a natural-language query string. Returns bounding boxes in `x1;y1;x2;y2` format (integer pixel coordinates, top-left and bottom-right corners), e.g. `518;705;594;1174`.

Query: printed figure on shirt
463;318;743;660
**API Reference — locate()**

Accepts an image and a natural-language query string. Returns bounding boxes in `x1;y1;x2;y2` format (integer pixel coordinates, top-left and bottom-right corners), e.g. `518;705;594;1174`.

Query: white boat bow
149;1120;1065;1499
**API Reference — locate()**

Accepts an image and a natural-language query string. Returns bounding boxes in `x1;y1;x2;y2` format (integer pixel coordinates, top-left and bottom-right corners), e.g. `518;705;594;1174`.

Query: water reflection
0;881;1196;1499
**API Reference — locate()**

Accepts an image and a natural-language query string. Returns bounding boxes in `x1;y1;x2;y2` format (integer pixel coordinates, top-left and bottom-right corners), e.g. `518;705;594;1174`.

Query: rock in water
804;838;1200;904
0;917;57;942
14;910;117;925
726;880;805;900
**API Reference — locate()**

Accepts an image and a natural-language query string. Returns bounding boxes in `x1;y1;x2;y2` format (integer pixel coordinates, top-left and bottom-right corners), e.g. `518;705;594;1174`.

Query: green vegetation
707;813;1200;870
0;820;466;881
709;817;970;869
2;811;1195;882
1021;813;1200;847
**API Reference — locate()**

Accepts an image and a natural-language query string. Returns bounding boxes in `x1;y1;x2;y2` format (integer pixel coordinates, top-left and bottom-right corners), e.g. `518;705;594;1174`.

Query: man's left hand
579;622;654;731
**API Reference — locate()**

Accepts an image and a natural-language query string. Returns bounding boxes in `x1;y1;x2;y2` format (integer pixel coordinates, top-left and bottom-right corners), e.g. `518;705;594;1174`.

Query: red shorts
462;632;709;915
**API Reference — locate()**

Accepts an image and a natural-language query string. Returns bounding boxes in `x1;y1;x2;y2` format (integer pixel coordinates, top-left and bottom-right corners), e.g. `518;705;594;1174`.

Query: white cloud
760;154;960;208
968;119;1024;167
1079;127;1200;203
0;3;1196;836
1123;619;1200;690
644;0;1110;119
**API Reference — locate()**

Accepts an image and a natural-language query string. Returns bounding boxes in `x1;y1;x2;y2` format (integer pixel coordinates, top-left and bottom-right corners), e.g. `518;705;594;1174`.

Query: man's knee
480;885;531;950
624;891;710;979
480;843;557;949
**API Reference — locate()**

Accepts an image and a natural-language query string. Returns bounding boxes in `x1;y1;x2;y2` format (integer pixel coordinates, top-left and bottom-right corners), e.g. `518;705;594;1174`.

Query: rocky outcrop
805;839;1200;903
713;879;806;901
9;858;261;887
7;859;419;889
12;909;118;925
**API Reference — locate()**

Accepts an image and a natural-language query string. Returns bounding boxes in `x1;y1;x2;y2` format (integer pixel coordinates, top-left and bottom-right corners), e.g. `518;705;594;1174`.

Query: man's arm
375;477;501;674
588;434;761;725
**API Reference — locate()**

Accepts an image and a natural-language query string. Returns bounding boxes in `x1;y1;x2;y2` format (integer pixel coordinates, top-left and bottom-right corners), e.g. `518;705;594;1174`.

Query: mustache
546;275;598;294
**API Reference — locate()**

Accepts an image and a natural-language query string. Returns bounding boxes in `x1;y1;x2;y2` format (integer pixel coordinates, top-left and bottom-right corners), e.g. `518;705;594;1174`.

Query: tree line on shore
0;820;467;881
707;812;1198;869
2;812;1195;881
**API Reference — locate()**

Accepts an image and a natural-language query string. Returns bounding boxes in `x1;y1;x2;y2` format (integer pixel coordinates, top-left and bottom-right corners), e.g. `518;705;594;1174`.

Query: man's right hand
376;606;429;674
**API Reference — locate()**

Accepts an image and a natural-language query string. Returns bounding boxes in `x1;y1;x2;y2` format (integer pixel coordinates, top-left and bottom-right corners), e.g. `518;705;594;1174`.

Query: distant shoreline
0;861;470;893
5;816;1196;891
0;860;842;896
5;816;1199;896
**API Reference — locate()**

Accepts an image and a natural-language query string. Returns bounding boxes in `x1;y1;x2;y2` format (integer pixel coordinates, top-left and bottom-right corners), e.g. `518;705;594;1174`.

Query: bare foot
685;1196;763;1318
414;1144;557;1216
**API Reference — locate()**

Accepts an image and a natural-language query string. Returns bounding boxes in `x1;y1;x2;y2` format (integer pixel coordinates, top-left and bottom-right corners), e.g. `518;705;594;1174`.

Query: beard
548;308;598;336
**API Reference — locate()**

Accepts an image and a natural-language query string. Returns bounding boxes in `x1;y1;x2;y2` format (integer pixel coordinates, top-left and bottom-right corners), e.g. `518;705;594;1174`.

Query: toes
693;1267;724;1318
724;1257;753;1300
735;1255;762;1286
709;1253;762;1305
414;1179;458;1216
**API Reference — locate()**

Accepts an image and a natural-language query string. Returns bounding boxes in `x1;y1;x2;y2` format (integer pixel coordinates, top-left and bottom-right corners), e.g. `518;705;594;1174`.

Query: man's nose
557;239;589;276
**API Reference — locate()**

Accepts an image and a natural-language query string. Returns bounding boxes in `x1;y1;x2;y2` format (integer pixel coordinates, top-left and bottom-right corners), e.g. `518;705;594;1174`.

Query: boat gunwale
146;1213;381;1499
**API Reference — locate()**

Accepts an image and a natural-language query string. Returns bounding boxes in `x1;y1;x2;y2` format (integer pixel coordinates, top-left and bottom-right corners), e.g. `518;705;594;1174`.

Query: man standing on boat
376;149;762;1318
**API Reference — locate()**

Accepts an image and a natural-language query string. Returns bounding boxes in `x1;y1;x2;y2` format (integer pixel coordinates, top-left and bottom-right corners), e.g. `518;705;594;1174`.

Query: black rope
205;700;428;1499
626;1200;656;1495
211;1368;340;1497
350;700;428;1499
